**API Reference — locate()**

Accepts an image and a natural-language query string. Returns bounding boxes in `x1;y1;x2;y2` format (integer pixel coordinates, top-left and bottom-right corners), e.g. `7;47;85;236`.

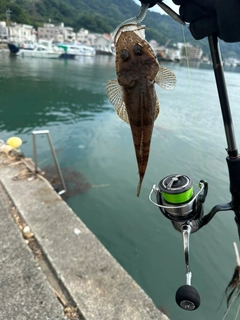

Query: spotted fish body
106;24;176;196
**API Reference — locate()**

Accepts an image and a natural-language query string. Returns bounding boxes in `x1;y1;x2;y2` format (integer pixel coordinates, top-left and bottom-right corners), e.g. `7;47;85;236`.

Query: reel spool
156;174;205;224
149;174;208;311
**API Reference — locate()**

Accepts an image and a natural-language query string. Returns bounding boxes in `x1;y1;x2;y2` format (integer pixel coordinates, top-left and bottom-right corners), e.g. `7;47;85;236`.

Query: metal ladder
32;130;66;195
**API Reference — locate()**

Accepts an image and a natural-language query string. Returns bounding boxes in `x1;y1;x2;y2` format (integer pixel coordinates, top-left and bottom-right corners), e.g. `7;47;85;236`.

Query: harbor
1;21;112;58
3;19;240;65
1;53;240;319
2;0;240;311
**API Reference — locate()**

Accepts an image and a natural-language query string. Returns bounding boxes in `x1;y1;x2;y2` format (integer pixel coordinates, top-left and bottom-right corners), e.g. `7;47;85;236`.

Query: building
180;43;203;61
37;23;76;42
8;23;37;43
60;23;76;42
36;23;112;50
75;29;111;51
1;20;102;46
0;21;8;42
38;23;62;42
0;22;36;43
94;34;111;52
76;28;90;44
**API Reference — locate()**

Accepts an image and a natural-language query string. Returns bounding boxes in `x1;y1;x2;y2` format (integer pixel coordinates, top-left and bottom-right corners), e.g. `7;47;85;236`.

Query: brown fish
106;24;176;196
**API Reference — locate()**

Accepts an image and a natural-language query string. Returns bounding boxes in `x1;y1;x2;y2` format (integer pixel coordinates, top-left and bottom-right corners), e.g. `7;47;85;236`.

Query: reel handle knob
175;284;200;310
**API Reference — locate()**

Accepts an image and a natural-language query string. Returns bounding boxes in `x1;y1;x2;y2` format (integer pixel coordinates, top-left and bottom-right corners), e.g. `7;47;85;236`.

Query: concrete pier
0;154;169;320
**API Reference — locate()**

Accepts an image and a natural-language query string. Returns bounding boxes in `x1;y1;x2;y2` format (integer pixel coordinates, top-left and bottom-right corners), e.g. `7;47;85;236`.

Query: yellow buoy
6;137;22;149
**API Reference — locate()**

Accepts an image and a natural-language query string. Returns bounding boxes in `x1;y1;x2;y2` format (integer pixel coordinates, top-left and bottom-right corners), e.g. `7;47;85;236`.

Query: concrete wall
0;155;169;320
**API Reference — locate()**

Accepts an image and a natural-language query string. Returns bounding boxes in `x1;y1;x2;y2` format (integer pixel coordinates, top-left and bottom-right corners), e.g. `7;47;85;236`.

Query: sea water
1;52;240;319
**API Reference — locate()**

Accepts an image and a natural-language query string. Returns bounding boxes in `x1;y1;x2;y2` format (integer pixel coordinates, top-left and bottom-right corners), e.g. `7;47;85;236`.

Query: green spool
159;174;194;205
162;187;193;204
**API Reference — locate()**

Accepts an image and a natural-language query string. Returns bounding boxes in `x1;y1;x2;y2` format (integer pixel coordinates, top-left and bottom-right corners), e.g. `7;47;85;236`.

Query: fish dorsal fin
155;95;160;120
155;67;176;91
106;80;129;124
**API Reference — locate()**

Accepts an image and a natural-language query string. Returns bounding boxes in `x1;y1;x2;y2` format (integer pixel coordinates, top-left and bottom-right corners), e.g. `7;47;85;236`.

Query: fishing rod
149;34;240;310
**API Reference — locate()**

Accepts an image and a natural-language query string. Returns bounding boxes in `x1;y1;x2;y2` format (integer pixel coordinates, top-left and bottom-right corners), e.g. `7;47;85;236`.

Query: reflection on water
1;54;240;320
179;60;201;69
0;55;114;133
0;81;109;132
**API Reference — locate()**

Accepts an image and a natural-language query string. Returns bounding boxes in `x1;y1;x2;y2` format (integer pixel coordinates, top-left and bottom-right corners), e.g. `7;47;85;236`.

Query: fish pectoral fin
155;95;160;120
155;67;176;91
116;102;130;124
106;80;130;124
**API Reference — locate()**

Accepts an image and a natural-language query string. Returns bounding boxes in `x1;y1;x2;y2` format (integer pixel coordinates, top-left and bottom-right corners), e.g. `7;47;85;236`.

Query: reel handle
175;285;200;310
175;223;201;310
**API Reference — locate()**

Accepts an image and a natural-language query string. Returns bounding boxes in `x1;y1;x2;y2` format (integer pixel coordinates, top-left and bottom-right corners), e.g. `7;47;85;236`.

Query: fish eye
121;49;130;62
133;44;143;55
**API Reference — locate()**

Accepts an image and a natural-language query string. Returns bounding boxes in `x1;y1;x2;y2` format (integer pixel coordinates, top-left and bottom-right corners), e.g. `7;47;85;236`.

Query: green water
1;52;240;319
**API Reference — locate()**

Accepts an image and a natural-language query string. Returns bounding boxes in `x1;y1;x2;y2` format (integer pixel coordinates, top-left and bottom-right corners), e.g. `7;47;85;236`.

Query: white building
8;23;37;43
36;23;112;52
180;43;203;61
75;28;98;46
76;28;89;44
60;23;76;42
0;21;8;42
94;34;111;52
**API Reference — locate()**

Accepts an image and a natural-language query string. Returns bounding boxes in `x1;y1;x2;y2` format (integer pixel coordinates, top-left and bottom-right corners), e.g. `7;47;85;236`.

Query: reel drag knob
175;284;200;310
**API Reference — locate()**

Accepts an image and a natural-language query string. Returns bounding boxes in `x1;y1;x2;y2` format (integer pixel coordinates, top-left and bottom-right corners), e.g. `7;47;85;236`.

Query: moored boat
16;40;64;59
96;48;113;55
8;41;35;54
57;43;96;57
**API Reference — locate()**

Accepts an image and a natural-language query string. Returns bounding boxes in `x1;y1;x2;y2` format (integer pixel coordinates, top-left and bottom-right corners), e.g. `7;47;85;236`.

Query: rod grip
226;156;240;197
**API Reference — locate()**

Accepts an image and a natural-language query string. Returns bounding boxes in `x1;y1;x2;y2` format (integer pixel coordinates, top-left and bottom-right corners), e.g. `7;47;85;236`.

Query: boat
57;43;96;57
96;48;113;55
16;40;64;59
8;41;35;54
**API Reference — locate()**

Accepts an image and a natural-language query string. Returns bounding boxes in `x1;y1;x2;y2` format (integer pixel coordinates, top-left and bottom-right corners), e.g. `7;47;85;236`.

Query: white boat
16;40;64;59
57;43;96;57
8;41;35;54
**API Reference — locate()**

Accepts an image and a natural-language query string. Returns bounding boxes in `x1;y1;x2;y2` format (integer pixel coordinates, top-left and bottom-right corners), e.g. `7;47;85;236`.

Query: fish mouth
114;24;146;46
110;2;149;51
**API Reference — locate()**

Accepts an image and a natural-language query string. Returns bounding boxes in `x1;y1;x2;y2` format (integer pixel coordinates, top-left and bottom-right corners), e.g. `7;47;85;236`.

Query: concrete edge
0;156;170;320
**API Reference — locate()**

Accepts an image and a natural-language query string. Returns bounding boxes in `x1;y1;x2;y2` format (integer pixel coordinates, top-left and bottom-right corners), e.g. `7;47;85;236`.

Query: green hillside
0;0;240;58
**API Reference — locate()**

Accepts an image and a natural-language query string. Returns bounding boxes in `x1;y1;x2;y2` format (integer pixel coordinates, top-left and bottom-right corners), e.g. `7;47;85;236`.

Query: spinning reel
149;171;236;310
149;174;208;310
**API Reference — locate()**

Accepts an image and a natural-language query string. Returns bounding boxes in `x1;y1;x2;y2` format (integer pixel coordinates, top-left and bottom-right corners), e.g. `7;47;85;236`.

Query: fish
106;24;176;197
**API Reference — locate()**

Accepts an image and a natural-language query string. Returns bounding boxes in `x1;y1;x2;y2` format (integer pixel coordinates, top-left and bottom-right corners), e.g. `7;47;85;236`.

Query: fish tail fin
136;178;143;197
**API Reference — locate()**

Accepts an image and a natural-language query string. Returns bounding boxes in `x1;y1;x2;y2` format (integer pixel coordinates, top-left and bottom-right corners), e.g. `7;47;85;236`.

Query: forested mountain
0;0;240;58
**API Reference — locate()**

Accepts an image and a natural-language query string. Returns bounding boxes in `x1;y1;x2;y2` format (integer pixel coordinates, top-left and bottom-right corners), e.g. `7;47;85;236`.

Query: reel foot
175;285;200;310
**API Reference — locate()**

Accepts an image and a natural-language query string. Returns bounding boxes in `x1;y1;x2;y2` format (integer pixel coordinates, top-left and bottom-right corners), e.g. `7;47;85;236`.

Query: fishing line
181;25;205;179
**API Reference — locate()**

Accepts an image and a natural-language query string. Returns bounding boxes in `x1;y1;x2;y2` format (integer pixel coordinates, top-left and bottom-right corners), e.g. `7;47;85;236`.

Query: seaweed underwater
42;164;91;200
